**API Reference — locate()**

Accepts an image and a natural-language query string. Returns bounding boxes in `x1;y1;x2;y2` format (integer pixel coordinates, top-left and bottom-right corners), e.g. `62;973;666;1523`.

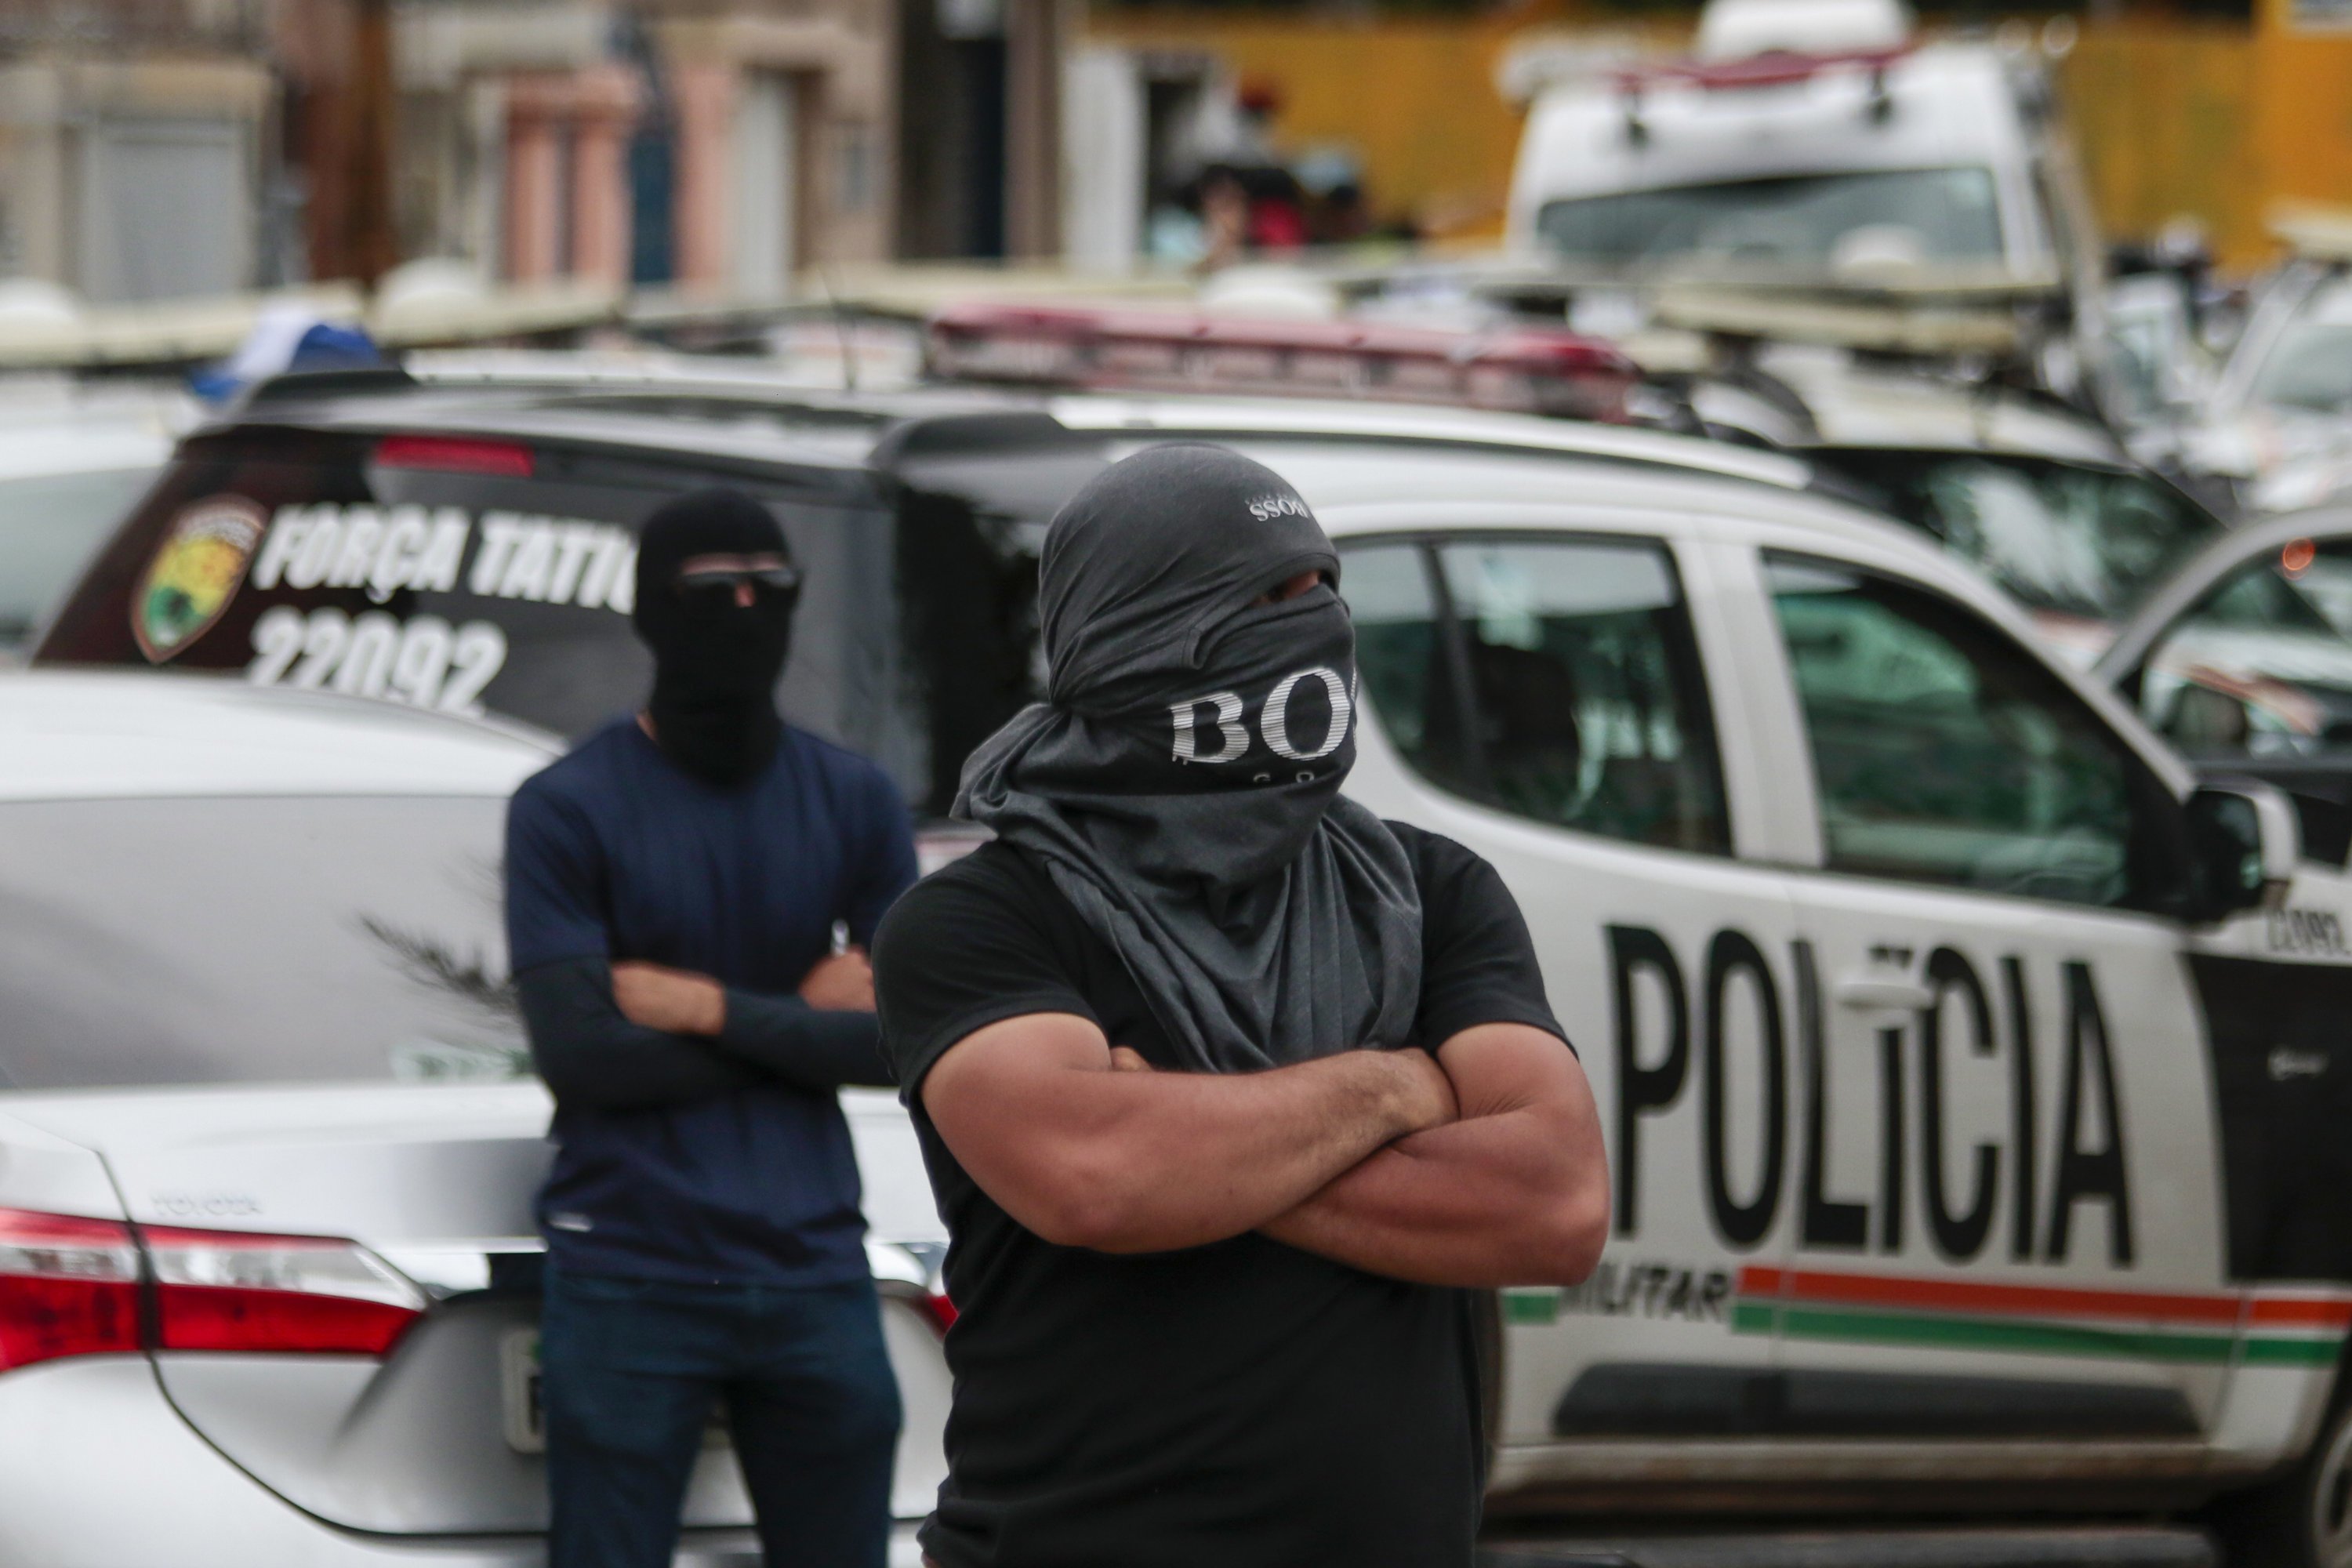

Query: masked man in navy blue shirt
505;490;920;1568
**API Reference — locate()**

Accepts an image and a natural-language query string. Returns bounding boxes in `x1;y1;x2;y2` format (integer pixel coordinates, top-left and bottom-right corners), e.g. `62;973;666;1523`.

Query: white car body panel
0;1079;950;1530
0;671;561;802
1759;352;2128;460
0;1338;904;1566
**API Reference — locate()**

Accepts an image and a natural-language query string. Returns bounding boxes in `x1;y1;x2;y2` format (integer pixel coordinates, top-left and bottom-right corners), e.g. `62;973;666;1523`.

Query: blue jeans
540;1265;902;1568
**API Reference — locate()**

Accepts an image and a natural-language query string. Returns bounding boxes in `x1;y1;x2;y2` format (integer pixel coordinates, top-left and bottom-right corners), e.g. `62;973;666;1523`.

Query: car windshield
1809;448;2220;623
0;466;162;649
2251;281;2352;415
2133;535;2352;760
1534;167;2004;269
0;795;523;1090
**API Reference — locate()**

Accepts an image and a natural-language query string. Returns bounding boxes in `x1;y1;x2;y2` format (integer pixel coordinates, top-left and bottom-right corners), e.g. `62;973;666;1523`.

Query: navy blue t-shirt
505;717;919;1285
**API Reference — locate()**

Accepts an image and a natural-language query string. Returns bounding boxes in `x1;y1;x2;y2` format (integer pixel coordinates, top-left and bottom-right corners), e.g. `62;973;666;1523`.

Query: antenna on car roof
816;265;858;395
1864;61;1895;122
1617;76;1650;147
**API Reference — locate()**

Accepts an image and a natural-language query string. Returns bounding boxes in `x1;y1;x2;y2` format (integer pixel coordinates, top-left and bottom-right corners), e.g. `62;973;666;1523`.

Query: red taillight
0;1209;141;1371
1;1210;430;1370
145;1226;426;1357
373;434;535;477
919;1290;957;1335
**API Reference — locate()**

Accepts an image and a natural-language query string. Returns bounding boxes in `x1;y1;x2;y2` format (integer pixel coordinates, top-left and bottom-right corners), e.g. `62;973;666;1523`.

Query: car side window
1341;543;1483;801
1767;554;2177;910
1341;535;1730;855
2132;537;2352;760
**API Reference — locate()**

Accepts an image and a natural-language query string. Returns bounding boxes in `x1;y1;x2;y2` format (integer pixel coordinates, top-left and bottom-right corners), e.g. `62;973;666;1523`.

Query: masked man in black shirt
872;445;1608;1568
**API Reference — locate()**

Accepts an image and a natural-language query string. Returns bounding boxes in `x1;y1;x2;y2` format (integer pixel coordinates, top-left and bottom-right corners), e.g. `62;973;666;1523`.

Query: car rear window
0;465;163;652
0;796;521;1089
31;428;942;796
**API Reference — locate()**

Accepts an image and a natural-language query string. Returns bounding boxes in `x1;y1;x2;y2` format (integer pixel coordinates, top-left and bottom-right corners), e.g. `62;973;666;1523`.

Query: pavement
885;1519;2216;1566
1477;1525;2216;1568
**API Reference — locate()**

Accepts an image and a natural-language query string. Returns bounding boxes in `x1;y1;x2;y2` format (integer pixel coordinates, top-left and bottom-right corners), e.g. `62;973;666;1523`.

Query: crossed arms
920;1014;1609;1288
520;949;891;1109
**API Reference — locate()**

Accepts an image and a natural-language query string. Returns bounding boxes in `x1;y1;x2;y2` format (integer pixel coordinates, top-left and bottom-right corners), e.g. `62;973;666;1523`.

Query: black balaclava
631;490;797;787
956;445;1422;1076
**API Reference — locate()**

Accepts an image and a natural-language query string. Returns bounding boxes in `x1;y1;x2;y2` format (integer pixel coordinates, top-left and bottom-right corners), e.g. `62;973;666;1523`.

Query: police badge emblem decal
132;496;268;663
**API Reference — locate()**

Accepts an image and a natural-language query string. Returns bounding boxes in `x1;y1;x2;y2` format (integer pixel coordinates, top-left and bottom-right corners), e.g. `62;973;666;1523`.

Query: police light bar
1615;45;1908;93
925;303;1642;424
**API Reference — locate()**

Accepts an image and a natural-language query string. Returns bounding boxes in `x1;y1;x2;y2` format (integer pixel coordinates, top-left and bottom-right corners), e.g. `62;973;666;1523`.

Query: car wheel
2212;1374;2352;1568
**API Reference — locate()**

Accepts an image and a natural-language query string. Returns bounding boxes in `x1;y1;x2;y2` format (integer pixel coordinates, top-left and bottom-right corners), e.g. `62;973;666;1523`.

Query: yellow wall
2060;24;2263;267
2249;0;2352;238
1086;7;2352;270
1083;11;1537;238
2063;15;2352;269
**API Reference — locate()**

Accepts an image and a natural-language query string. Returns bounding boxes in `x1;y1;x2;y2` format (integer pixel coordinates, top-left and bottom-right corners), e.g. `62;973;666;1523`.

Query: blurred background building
0;0;908;304
0;0;2340;303
1078;0;2352;271
0;0;277;302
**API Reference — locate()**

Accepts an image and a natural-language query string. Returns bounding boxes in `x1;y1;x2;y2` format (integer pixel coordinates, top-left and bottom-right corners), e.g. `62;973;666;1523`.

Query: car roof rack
1649;283;2030;358
2271;203;2352;267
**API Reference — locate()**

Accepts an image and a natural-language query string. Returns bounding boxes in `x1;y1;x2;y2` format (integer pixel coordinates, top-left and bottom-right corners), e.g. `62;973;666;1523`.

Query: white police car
0;673;947;1566
1292;435;2351;1568
33;323;2352;1562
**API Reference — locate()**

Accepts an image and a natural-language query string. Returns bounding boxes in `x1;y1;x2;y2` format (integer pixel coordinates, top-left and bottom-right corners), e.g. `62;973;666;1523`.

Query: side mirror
2186;778;2299;922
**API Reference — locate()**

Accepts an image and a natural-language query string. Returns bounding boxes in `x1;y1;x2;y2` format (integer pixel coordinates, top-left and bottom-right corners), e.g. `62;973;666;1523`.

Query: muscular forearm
924;1014;1454;1255
1262;1110;1598;1287
1015;1050;1441;1253
717;990;894;1090
519;957;766;1111
1263;1024;1607;1287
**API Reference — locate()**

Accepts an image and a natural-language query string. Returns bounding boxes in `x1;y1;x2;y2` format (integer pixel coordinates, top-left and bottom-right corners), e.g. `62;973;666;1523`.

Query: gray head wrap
956;444;1421;1073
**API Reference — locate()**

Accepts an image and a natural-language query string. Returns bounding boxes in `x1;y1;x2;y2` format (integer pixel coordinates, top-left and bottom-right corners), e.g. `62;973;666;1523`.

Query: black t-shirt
873;822;1567;1568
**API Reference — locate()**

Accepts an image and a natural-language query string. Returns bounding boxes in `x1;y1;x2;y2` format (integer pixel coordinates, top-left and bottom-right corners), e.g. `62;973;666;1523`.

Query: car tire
2211;1372;2352;1568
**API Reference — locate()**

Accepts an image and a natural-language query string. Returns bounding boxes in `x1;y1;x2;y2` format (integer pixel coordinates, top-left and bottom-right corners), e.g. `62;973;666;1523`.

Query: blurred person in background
873;447;1608;1568
1297;149;1373;248
1194;166;1254;273
505;489;919;1568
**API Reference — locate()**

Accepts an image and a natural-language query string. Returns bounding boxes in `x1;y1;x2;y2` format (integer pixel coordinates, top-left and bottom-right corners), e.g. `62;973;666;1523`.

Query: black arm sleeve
1397;824;1574;1053
716;990;895;1091
871;852;1100;1107
520;956;766;1110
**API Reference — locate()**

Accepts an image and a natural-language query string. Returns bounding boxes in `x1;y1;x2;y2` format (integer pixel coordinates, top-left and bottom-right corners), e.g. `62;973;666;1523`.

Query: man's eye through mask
1156;577;1358;791
673;559;801;604
1250;568;1328;608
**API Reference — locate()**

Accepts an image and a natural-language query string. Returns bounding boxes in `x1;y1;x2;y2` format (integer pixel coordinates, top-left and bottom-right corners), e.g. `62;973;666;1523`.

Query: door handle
1834;975;1935;1012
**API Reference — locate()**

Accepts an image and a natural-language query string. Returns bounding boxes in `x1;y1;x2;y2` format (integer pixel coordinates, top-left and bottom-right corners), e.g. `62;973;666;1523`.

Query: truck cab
1504;0;2107;414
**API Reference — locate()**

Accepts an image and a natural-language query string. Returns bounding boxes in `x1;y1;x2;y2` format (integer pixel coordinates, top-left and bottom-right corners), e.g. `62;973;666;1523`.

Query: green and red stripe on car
1726;1265;2352;1367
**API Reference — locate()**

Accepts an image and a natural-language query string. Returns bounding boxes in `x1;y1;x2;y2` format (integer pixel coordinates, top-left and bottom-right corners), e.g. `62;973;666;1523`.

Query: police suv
31;321;2352;1564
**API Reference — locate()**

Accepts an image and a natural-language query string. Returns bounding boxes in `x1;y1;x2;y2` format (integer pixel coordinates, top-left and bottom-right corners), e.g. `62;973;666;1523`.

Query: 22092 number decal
246;606;508;716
